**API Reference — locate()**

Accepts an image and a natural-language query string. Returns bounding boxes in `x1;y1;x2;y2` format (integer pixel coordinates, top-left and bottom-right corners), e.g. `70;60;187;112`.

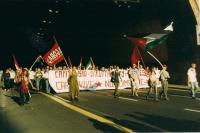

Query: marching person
9;68;16;90
111;66;122;98
146;66;159;101
34;68;43;92
18;68;31;105
159;64;170;100
3;69;11;91
187;63;199;99
43;67;51;93
68;66;79;102
128;64;140;97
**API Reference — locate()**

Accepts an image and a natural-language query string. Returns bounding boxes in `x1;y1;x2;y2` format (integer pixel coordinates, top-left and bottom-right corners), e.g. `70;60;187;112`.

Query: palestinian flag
127;33;169;51
164;22;173;31
86;57;95;70
130;46;143;65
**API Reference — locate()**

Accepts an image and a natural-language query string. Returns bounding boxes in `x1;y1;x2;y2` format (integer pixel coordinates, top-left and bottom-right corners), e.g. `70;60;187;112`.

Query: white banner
48;69;160;93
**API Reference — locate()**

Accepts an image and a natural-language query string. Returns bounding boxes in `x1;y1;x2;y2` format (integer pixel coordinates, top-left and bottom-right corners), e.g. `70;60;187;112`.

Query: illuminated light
37;32;41;35
123;34;127;38
49;9;53;13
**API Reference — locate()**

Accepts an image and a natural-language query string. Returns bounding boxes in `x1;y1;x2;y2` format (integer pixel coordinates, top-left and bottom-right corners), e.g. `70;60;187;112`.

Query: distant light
55;10;59;14
66;0;70;3
128;5;131;8
124;1;127;4
118;4;121;7
123;34;127;38
114;0;118;4
43;20;47;23
55;0;59;3
48;21;52;24
48;9;53;13
37;32;40;35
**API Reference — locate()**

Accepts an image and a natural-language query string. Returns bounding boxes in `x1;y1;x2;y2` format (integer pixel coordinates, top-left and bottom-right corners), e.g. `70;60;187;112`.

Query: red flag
127;37;147;50
67;56;72;67
13;55;20;70
130;46;145;66
43;39;64;66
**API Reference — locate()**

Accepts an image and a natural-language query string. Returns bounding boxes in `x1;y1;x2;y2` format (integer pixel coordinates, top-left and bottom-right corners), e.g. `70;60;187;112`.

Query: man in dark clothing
111;66;121;98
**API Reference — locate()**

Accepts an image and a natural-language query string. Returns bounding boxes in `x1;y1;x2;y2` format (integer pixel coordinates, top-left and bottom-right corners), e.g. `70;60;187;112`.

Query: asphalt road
1;87;200;133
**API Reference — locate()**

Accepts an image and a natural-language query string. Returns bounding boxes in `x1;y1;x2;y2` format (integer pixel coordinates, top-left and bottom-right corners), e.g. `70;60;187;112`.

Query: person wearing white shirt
43;67;50;93
9;68;16;89
187;63;199;99
128;64;140;97
146;67;159;101
159;65;170;100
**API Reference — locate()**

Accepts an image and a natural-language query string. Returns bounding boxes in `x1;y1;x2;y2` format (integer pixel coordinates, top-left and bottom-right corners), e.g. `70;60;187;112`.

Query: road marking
170;88;189;92
92;91;138;102
169;94;200;100
40;92;135;133
118;96;138;102
184;108;200;113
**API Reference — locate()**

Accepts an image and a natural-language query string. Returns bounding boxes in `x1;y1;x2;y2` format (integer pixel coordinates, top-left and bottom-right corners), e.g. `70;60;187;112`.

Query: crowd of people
0;62;199;105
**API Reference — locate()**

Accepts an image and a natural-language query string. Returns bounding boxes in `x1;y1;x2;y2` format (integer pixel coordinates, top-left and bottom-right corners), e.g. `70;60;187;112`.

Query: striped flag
127;33;169;51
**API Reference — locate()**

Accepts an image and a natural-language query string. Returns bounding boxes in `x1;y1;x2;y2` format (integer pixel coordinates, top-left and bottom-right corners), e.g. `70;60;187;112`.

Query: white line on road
118;96;138;102
43;92;167;132
92;91;138;102
184;108;200;113
169;94;200;100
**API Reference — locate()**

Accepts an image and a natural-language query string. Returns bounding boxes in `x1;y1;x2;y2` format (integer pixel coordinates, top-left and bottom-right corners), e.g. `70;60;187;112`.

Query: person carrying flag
128;64;140;97
159;64;170;100
18;68;31;105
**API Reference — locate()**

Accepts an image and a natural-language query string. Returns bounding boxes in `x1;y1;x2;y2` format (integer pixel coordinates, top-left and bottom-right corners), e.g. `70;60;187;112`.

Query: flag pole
29;55;42;70
136;46;146;68
146;51;163;68
53;36;69;67
64;58;69;67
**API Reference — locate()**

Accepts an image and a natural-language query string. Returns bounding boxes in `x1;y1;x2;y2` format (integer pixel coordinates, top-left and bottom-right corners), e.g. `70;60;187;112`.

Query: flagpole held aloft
53;35;69;67
29;55;43;70
64;57;69;67
146;51;163;68
135;46;146;68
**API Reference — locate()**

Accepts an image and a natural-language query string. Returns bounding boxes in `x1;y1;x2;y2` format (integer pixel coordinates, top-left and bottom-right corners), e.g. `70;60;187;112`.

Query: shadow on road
103;115;160;132
125;112;200;132
88;118;122;133
0;108;22;133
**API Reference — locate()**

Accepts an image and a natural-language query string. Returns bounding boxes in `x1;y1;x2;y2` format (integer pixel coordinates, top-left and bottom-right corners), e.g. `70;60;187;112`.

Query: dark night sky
0;0;197;70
